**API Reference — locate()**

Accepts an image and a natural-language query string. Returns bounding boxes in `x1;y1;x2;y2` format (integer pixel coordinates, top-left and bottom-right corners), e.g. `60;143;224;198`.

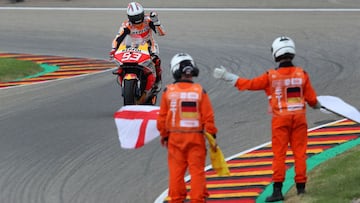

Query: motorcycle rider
109;2;166;93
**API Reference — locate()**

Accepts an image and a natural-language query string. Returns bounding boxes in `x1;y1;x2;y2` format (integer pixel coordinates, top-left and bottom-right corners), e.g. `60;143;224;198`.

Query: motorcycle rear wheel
123;79;137;105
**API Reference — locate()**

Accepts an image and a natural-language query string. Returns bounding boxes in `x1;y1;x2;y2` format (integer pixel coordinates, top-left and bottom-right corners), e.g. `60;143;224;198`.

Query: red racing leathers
111;15;166;91
111;15;166;55
157;80;218;203
234;61;318;184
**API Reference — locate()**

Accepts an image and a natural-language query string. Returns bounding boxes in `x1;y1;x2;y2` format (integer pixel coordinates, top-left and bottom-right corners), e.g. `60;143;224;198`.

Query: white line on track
2;4;355;201
1;7;360;11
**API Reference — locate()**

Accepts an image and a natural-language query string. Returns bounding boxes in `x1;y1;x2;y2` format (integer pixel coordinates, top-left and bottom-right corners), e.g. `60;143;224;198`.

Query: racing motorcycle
112;36;157;106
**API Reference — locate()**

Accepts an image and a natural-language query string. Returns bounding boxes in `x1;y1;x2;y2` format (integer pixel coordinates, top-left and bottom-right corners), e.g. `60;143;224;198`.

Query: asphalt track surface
1;0;360;203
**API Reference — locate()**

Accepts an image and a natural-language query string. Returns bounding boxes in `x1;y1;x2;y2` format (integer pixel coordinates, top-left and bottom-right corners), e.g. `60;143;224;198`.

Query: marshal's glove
160;136;168;147
213;66;239;86
150;11;161;26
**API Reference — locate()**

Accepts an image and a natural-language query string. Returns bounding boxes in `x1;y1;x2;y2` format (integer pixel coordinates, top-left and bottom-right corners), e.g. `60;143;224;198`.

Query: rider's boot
116;68;123;84
153;57;162;92
142;73;159;104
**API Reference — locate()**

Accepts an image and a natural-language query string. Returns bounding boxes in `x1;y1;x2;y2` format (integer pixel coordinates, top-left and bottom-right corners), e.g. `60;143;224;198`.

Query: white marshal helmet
170;53;199;80
271;36;296;62
127;2;144;24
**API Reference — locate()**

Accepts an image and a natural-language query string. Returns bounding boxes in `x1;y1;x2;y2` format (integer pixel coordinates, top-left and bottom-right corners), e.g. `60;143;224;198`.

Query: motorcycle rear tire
123;79;137;105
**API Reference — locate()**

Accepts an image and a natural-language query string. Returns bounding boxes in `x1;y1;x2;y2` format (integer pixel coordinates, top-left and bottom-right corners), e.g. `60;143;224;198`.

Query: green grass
285;144;360;203
0;58;42;82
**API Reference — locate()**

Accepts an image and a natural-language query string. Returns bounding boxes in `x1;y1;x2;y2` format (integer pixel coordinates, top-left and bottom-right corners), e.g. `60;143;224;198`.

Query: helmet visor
128;13;144;24
180;60;195;74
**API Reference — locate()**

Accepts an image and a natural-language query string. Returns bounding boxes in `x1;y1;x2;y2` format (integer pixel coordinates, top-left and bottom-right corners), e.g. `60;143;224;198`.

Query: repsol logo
126;47;141;52
131;28;150;35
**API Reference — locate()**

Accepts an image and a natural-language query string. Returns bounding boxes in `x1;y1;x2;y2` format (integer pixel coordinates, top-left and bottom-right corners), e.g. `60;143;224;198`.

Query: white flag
317;95;360;123
113;105;160;149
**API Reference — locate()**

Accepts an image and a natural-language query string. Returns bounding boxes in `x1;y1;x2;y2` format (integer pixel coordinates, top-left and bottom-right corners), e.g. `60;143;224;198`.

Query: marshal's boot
265;182;284;202
296;182;306;195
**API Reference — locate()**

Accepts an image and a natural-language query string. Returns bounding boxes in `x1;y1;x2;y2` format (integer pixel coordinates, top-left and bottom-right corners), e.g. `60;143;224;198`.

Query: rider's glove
109;48;116;58
213;66;239;86
150;11;160;26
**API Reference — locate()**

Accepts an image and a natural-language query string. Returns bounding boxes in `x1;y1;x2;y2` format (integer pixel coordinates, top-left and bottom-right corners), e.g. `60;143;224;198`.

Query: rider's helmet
271;36;296;62
127;2;145;24
170;53;199;80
